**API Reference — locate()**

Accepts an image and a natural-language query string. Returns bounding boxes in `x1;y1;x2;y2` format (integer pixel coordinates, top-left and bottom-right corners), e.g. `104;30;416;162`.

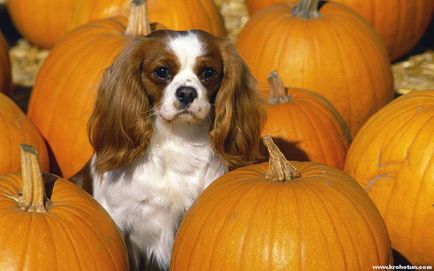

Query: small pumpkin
27;0;157;178
171;136;392;270
0;144;129;270
260;71;350;169
0;93;48;174
7;0;225;49
345;90;434;265
0;30;12;95
237;0;394;136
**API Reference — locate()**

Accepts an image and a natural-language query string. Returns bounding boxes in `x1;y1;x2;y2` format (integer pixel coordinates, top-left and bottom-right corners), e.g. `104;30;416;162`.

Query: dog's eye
200;67;216;80
154;66;172;81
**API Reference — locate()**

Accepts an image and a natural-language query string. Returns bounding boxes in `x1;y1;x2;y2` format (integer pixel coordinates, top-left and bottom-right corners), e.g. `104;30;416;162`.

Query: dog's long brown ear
210;38;266;168
88;37;153;174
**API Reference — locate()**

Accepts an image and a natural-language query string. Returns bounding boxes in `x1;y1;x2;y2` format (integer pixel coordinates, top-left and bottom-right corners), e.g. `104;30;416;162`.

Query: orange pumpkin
0;144;128;270
27;1;158;178
7;0;129;49
245;0;284;15
245;0;433;60
0;30;12;95
237;0;394;137
0;93;48;174
260;71;350;169
331;0;433;60
146;0;225;36
345;90;434;265
171;136;392;270
7;0;225;49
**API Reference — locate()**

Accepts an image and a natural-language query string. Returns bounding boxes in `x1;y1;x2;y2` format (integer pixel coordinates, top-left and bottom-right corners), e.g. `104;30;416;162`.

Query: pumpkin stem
267;71;291;104
7;145;49;212
125;0;151;36
292;0;321;19
263;136;301;182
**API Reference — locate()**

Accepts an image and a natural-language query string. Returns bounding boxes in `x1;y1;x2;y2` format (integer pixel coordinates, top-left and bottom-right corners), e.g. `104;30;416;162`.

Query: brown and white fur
76;30;265;270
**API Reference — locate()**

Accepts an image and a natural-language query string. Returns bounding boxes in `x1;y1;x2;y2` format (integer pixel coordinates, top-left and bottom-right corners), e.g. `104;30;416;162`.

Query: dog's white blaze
168;32;204;70
160;32;210;122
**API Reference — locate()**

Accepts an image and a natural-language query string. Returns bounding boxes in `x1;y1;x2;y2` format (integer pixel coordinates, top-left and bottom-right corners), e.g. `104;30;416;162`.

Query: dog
74;29;265;270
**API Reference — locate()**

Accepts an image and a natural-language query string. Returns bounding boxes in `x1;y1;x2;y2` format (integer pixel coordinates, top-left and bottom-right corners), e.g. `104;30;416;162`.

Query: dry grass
393;51;434;94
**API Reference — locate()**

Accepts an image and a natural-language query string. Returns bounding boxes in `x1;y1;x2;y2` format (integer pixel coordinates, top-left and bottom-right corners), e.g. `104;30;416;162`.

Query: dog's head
89;30;265;173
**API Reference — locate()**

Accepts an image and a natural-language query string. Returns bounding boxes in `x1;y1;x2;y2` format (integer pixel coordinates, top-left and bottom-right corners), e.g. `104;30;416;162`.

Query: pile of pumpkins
0;0;432;269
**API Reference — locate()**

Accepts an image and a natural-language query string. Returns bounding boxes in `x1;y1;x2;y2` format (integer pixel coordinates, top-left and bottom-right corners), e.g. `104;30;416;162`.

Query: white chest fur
91;117;226;268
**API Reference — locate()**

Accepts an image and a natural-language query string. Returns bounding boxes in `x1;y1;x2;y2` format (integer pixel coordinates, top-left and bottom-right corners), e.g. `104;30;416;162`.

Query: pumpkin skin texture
7;0;225;49
345;90;434;265
7;0;128;49
146;0;225;36
237;1;394;137
245;0;285;15
0;31;12;95
171;137;392;271
331;0;433;60
0;93;48;174
260;72;351;169
0;145;129;270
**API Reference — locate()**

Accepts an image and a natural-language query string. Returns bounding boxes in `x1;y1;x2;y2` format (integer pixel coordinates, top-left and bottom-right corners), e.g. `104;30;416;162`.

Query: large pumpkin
146;0;225;36
27;0;158;178
260;71;350;169
0;145;128;270
237;0;394;136
7;0;225;49
0;93;48;174
171;136;392;270
7;0;128;49
331;0;433;60
345;90;434;265
0;30;12;95
245;0;433;60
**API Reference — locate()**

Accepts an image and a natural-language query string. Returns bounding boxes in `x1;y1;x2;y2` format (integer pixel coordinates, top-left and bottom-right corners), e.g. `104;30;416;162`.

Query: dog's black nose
176;86;197;106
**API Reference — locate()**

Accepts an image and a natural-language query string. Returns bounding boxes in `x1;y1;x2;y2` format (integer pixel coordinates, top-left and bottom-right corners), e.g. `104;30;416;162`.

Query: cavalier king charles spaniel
76;29;265;270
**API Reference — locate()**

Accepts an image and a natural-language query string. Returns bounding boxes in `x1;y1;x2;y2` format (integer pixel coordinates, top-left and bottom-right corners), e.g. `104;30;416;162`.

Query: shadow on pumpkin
42;137;63;177
392;249;412;265
258;136;309;163
41;172;58;199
